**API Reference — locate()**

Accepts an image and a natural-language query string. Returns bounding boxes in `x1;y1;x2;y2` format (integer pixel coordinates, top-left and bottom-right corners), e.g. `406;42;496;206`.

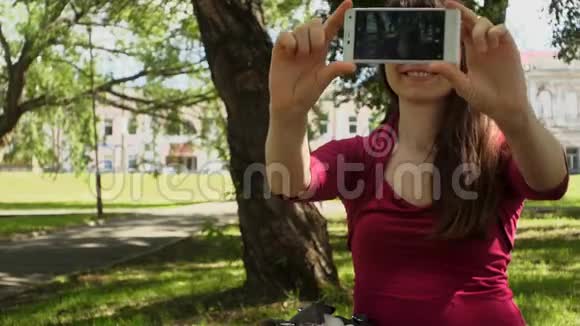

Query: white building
310;100;374;150
523;51;580;174
93;106;221;173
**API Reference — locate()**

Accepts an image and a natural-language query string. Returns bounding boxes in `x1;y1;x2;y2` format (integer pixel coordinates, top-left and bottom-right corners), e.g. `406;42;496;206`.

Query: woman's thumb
427;62;472;101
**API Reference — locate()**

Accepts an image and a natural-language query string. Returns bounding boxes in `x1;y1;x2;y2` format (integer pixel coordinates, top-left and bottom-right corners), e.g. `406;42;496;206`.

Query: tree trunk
0;59;28;144
192;0;339;299
0;111;23;146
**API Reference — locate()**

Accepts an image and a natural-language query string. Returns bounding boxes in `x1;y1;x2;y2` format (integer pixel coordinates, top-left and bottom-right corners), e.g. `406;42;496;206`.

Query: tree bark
192;0;339;299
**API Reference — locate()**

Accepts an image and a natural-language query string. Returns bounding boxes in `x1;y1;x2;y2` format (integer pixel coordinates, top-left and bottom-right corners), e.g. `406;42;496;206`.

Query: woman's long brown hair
379;0;507;239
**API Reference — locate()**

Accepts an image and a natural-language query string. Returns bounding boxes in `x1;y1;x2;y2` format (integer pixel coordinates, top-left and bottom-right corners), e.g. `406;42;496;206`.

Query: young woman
265;0;569;325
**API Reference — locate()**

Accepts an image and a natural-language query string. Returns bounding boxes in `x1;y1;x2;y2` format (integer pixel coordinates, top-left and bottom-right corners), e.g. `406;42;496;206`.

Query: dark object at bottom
259;302;372;326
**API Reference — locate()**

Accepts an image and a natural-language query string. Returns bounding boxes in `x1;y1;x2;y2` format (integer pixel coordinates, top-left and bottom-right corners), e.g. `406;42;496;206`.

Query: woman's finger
488;24;509;49
472;17;493;53
445;0;479;29
272;31;298;58
309;18;326;54
427;62;473;102
323;0;353;44
294;24;311;58
461;24;474;47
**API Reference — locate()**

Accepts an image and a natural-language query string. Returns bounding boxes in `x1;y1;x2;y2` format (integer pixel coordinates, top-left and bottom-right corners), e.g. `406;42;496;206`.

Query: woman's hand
427;0;533;134
268;0;356;122
429;1;568;193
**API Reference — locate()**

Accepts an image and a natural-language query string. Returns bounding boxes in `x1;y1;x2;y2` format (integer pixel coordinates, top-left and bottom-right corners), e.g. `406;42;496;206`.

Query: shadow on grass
2;214;578;325
516;237;580;252
517;226;580;239
511;272;578;325
54;286;284;326
522;207;580;219
127;234;243;265
2;277;173;311
510;236;580;323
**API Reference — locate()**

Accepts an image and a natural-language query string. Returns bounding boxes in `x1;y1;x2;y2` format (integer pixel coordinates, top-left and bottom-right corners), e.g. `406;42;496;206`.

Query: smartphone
342;8;461;64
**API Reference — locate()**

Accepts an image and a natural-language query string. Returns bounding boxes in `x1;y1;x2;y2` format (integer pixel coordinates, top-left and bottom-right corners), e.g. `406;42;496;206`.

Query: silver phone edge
444;9;461;64
343;8;355;61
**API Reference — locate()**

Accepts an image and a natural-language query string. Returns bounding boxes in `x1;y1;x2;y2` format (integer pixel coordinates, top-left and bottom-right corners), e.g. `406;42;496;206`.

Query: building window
128;155;138;170
567;148;579;172
104;119;113;136
101;160;113;171
165;156;196;172
349;116;357;134
320;121;328;135
165;120;195;136
577;94;580;117
164;111;195;136
189;156;198;171
128;115;138;135
537;89;553;119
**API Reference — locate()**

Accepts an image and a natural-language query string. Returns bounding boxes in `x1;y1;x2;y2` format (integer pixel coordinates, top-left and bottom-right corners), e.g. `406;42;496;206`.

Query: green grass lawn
528;175;580;208
1;212;578;326
0;214;143;238
0;172;234;210
0;215;95;237
1;174;575;211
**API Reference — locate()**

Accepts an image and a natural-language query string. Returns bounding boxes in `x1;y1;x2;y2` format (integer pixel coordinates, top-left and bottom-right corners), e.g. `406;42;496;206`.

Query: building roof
521;50;580;72
520;50;558;65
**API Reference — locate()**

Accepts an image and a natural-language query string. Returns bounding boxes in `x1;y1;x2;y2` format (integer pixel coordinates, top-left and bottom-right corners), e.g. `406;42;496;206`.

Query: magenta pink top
295;116;569;325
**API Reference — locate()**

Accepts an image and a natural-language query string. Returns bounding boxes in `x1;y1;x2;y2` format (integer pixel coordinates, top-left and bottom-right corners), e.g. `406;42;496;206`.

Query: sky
504;0;554;50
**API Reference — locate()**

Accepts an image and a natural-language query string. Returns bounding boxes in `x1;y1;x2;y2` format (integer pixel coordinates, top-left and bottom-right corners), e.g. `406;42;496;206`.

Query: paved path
0;201;345;300
0;202;241;299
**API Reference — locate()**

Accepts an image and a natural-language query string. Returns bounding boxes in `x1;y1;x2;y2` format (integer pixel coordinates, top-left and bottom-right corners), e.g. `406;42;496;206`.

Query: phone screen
354;10;445;60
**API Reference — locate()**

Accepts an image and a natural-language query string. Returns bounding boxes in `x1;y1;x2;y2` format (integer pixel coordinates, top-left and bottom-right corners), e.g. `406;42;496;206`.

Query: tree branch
17;1;89;71
106;88;217;108
0;24;12;67
75;21;134;33
67;42;141;57
50;56;90;77
18;65;201;112
96;94;197;131
106;89;159;105
93;66;195;92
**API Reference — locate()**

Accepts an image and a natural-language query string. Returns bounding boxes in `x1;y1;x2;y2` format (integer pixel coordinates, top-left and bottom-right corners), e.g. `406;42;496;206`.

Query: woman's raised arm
265;0;356;197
